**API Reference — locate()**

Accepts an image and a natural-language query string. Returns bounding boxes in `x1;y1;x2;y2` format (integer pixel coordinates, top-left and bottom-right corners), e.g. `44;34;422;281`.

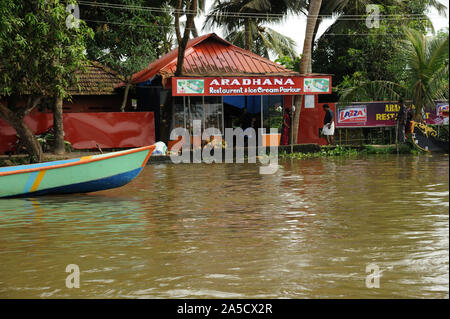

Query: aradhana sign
336;102;448;127
172;76;332;96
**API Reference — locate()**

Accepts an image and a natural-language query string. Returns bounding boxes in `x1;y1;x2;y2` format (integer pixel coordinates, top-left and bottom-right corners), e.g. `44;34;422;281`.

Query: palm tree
203;0;305;58
174;0;198;76
339;28;449;121
292;0;322;144
292;0;447;143
319;0;447;33
225;24;297;59
166;0;206;38
190;0;205;37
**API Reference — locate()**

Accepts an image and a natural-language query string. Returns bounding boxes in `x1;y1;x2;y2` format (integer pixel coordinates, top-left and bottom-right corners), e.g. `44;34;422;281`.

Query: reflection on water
0;155;448;298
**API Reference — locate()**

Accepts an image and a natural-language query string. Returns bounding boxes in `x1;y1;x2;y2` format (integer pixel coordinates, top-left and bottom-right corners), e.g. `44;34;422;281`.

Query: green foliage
429;124;449;142
362;144;403;154
279;143;420;159
336;72;366;97
83;0;172;80
274;55;302;71
204;0;304;59
268;116;283;129
226;24;298;59
279;145;359;159
361;143;421;154
0;157;31;167
339;29;449;117
0;0;93;161
313;0;446;89
36;130;72;153
320;145;359;156
0;0;93;100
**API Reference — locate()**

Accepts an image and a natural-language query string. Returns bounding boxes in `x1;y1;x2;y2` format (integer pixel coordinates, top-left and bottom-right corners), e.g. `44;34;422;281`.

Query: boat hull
410;121;449;153
0;145;155;198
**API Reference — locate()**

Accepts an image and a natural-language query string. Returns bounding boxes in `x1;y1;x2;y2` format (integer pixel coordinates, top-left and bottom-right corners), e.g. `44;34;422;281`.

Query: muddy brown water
0;154;448;298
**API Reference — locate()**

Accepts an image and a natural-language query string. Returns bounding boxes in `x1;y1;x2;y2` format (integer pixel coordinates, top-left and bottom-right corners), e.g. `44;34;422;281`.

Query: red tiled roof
130;33;300;84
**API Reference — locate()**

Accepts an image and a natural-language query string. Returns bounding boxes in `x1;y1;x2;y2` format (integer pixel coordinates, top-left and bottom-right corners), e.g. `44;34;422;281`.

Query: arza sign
437;103;449;117
172;76;331;96
338;106;368;124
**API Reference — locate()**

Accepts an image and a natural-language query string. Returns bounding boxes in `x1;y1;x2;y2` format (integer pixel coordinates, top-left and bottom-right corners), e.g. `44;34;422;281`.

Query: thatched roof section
0;61;123;97
68;61;124;95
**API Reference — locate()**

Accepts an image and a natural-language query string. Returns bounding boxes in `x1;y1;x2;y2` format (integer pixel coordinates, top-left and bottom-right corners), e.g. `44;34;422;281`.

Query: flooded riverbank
0;154;448;298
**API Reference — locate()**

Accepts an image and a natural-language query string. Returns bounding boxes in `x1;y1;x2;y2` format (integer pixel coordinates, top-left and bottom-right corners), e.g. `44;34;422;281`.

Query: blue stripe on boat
0;158;81;173
5;167;143;198
23;171;39;193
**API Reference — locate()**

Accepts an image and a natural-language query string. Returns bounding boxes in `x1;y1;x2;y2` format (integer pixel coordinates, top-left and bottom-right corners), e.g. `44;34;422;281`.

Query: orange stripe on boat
141;149;152;167
80;156;93;161
30;170;46;192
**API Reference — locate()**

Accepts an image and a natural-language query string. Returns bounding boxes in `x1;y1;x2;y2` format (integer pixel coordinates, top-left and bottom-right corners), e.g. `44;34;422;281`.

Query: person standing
321;104;335;145
396;98;407;143
281;108;291;145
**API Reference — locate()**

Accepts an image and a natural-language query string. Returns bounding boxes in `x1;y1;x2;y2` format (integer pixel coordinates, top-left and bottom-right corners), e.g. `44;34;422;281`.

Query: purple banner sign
336;101;448;128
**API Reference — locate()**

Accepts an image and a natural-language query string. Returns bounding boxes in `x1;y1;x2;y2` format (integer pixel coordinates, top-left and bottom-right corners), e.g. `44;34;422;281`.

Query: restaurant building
0;34;334;155
129;33;333;146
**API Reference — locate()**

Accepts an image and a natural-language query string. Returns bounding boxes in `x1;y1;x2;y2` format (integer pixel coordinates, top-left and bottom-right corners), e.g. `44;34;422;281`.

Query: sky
196;0;450;55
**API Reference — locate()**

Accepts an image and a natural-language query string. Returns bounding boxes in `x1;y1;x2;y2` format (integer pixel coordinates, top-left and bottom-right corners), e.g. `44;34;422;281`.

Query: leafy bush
429;124;449;142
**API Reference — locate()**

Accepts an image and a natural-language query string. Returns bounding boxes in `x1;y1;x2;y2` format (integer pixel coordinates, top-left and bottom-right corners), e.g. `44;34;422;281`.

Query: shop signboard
436;102;449;124
172;76;332;96
337;105;367;124
303;77;330;93
175;79;205;94
336;102;448;127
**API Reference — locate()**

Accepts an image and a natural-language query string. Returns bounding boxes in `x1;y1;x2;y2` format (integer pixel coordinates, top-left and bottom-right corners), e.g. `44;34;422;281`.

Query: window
171;96;224;134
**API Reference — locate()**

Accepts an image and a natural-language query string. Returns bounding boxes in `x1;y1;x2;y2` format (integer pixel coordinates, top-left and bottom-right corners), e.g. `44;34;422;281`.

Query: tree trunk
0;102;43;162
174;0;197;77
292;95;303;145
395;120;399;153
160;93;173;144
53;95;65;155
191;20;199;38
245;19;252;51
13;119;43;163
308;17;322;74
413;105;424;122
121;83;131;112
170;0;197;144
292;0;322;144
175;38;189;77
300;0;322;76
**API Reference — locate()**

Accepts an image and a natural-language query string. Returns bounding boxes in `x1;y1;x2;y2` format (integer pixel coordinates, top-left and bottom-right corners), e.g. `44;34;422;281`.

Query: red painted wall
297;96;336;145
0;111;155;154
282;96;336;146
